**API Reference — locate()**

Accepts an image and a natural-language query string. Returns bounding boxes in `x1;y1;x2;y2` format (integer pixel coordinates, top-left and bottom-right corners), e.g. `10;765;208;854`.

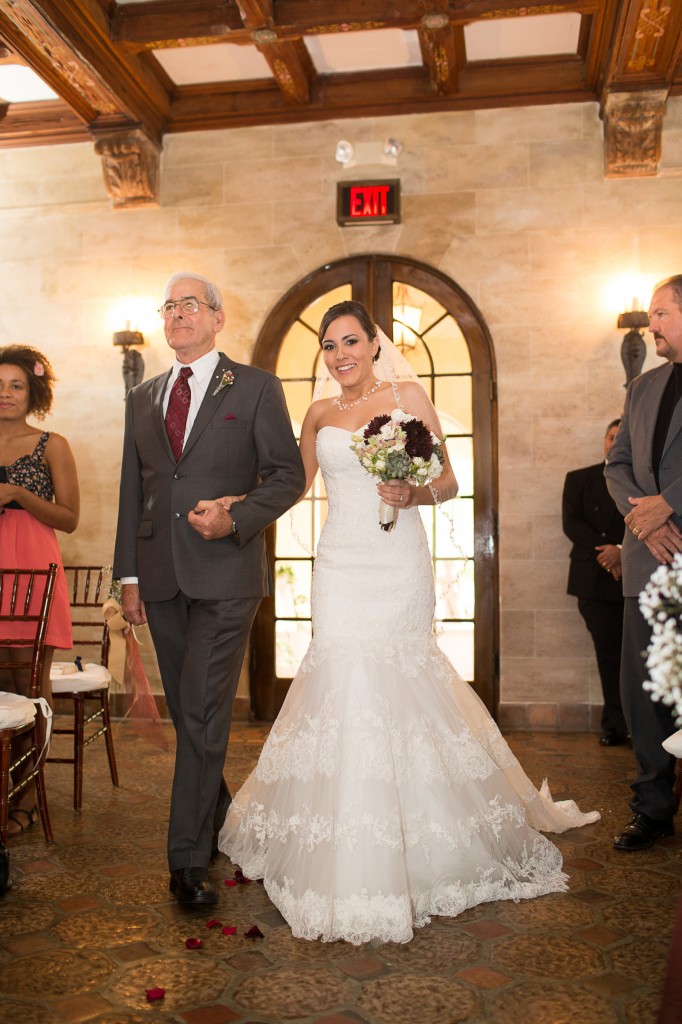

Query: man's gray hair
163;271;223;311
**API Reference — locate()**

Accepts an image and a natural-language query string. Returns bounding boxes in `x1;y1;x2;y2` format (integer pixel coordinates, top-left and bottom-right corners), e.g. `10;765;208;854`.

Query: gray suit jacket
604;361;682;596
113;351;305;602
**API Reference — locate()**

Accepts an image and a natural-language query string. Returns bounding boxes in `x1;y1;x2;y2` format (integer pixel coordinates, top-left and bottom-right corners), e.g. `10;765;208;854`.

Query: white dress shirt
163;348;221;443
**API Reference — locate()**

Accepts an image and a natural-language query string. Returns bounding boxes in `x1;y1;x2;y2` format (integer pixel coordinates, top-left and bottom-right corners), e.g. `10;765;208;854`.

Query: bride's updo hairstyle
318;300;379;360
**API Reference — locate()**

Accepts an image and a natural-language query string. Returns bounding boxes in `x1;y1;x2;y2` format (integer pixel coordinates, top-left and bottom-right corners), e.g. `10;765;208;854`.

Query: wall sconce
617;308;648;387
334;138;404;168
382;138;403;160
113;325;145;396
393;284;422;350
335;140;354;166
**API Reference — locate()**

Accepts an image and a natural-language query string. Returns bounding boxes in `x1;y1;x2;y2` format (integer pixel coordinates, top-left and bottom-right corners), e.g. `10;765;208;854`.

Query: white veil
312;325;458;504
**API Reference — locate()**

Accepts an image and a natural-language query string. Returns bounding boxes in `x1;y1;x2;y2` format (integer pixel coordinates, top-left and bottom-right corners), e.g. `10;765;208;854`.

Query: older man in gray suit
605;274;682;851
114;272;305;904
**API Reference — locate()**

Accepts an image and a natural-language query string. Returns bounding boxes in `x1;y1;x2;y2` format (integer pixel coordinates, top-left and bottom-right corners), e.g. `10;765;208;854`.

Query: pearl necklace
335;378;384;411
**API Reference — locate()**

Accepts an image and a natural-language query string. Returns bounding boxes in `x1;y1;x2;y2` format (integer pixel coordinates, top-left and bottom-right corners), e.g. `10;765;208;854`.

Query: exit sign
337;180;401;226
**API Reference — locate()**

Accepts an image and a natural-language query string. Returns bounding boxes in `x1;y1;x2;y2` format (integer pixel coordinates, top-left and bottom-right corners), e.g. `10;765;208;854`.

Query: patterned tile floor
1;720;680;1024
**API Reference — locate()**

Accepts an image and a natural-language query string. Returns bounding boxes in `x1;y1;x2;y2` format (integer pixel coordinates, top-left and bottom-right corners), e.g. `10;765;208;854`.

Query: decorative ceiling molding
602;88;667;177
598;0;682;175
94;127;161;207
0;0;680;197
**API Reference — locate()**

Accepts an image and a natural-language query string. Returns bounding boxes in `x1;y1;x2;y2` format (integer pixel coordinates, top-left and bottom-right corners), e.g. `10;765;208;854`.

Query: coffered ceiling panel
153;41;271;84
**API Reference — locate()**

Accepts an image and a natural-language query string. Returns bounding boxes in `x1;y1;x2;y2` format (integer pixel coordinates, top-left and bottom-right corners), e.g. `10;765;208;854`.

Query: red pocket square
224;413;236;421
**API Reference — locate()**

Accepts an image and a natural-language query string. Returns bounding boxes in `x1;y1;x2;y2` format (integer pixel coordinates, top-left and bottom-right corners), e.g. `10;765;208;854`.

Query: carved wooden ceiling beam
0;0;169;140
602;0;682;88
0;99;90;147
168;57;592;132
418;4;463;95
599;0;682;176
238;0;314;104
111;0;244;51
112;0;600;51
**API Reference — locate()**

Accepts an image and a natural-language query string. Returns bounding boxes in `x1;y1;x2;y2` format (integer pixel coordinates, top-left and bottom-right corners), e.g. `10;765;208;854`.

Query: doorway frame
249;254;499;718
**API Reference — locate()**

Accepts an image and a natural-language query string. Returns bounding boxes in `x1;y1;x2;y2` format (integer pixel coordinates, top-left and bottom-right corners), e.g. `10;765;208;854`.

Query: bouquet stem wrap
379;499;397;531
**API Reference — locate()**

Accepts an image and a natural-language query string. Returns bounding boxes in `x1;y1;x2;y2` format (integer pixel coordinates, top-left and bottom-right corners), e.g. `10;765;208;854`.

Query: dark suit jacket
605;362;682;597
562;462;624;602
113;351;305;602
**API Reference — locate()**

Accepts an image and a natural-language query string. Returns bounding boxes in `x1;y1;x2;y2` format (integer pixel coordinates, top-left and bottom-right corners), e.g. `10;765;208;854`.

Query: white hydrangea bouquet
639;553;682;755
350;409;445;531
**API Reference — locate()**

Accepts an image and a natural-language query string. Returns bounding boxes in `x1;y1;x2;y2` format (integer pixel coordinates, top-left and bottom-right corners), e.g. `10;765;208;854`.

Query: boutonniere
212;369;235;396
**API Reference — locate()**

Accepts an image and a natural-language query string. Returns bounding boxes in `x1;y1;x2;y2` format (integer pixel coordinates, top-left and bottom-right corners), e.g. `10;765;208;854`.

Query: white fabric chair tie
0;691;52;757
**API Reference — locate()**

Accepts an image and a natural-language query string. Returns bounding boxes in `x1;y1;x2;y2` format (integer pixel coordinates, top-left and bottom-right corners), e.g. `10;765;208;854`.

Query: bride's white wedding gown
218;424;599;944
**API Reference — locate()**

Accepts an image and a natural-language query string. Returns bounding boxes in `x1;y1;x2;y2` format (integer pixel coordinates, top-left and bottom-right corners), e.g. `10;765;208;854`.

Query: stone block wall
2;97;681;724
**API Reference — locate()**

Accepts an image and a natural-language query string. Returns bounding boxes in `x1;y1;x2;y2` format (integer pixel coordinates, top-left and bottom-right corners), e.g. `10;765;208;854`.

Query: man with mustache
605;275;682;851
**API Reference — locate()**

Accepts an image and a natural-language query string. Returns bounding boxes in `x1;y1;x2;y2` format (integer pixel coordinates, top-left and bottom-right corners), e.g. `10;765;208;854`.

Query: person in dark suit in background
563;420;628;747
605;274;682;852
113;272;305;905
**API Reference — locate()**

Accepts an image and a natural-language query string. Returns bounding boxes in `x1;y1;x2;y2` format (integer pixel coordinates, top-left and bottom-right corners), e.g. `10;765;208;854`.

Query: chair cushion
0;691;36;729
50;663;111;693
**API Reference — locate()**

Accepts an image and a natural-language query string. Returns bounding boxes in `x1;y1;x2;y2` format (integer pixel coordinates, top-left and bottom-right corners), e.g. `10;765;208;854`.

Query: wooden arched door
250;254;498;718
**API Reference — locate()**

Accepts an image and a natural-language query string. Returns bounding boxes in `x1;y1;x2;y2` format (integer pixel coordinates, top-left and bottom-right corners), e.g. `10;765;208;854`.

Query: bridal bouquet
639;552;682;726
350;409;445;531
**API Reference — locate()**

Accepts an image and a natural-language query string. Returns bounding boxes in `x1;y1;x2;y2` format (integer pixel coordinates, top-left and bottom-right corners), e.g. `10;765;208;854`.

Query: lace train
220;641;597;944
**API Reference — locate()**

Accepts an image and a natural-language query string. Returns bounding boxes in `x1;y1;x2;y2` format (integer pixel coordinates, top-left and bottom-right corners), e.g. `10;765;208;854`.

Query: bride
218;299;599;945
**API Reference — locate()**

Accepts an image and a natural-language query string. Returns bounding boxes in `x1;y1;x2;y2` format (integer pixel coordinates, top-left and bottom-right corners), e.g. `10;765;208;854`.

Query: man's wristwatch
231;519;239;538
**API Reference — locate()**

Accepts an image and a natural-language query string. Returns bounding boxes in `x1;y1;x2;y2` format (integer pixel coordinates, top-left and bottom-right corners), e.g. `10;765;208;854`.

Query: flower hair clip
212;369;235;396
34;361;45;377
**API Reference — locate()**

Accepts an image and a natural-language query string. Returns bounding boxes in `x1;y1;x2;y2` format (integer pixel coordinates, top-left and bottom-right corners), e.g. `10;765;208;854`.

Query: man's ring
399;495;404;502
634;528;640;535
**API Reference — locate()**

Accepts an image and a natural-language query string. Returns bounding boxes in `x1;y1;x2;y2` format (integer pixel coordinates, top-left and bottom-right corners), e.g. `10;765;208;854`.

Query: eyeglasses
158;297;217;319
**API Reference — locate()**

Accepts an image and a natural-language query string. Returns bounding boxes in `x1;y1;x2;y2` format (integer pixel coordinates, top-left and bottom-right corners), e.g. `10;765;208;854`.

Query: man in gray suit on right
605;274;682;851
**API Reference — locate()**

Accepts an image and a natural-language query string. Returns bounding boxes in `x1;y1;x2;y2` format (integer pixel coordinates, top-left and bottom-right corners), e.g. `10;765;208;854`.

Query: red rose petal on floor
244;925;264;938
185;937;203;949
234;868;244;879
206;919;222;929
145;987;165;1002
224;879;238;887
222;926;238;935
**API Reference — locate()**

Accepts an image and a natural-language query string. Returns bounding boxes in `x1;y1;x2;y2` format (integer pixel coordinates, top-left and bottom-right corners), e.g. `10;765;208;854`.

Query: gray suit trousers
621;597;677;821
146;592;260;870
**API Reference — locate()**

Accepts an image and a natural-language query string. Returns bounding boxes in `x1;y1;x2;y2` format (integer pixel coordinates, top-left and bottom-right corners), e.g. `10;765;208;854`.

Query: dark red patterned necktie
164;366;193;460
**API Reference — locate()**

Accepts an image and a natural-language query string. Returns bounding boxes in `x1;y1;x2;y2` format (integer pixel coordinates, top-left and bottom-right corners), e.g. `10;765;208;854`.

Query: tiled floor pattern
1;721;680;1024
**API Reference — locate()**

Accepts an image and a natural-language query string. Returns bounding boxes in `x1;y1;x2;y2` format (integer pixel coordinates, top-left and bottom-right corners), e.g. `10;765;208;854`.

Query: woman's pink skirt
0;509;72;649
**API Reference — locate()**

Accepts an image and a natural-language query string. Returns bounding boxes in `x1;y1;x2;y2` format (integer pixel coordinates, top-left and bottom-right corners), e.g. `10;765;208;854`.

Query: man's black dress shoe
600;733;628;747
169;867;217;905
613;813;674;851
